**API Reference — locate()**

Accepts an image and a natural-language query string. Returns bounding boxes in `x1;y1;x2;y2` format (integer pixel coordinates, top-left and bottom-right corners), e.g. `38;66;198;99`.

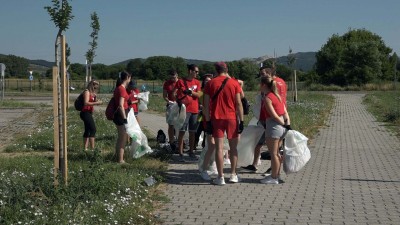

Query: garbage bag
138;91;150;111
198;139;215;172
237;125;265;166
166;102;186;133
283;130;311;174
253;94;262;120
126;109;153;158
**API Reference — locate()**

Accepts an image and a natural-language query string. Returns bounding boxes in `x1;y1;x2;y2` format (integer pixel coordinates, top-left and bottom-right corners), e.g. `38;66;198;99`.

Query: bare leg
89;137;95;150
168;124;175;143
265;137;280;179
116;125;128;163
177;131;185;155
252;144;262;166
214;137;225;177
202;135;215;171
83;138;89;150
228;138;239;175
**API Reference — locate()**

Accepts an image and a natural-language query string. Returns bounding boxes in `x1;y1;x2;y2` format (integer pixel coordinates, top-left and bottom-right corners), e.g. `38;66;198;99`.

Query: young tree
85;12;100;83
44;0;74;65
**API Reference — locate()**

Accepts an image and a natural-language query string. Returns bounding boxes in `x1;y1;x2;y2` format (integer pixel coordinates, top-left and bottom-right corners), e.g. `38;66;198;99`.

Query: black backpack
241;97;250;115
74;90;86;111
156;129;167;144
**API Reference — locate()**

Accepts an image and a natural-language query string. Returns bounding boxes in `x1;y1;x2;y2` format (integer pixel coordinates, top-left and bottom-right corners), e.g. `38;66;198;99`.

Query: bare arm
83;90;101;106
236;93;244;122
118;96;126;119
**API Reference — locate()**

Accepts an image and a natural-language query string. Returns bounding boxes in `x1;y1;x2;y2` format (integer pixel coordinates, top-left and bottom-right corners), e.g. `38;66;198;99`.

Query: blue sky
1;0;399;65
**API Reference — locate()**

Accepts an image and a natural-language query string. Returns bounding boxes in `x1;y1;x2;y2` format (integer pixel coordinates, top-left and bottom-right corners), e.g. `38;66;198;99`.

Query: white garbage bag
283;130;311;174
166;102;186;134
198;139;215;172
138;91;150;111
237;125;265;166
125;109;153;158
253;94;262;120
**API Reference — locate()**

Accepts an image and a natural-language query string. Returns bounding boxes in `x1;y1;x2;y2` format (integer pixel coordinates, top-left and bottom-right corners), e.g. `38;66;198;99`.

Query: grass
1;103;169;224
0;99;37;108
0;90;334;224
363;90;400;136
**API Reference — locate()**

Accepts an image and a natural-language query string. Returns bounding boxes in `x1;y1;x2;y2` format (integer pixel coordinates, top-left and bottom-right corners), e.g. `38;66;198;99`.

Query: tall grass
363;90;400;135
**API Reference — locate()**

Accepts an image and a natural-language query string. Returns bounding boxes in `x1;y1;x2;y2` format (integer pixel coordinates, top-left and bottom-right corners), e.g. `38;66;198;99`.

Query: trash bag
237;125;265;166
125;109;153;158
138;91;150;111
198;139;215;172
253;94;262;120
283;130;311;174
166;102;186;133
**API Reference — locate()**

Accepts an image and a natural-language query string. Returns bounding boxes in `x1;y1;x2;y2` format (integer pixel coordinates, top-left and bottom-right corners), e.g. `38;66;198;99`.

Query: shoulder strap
212;77;229;100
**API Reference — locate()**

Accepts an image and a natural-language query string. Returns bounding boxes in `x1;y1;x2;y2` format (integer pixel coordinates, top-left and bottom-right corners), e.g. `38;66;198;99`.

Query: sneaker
200;171;211;181
188;152;199;160
260;175;279;184
213;176;225;186
262;167;272;176
278;178;285;184
241;165;257;172
178;154;185;162
224;158;231;165
229;174;240;183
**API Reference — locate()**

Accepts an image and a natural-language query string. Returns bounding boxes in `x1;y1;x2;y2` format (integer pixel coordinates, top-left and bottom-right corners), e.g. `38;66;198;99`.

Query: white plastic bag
237;125;265;166
138;91;150;111
283;130;311;174
198;140;215;172
253;94;262;120
126;109;153;158
166;102;186;134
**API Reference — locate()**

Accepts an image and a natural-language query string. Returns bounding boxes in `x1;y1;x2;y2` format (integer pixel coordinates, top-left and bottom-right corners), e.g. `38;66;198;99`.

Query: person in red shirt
163;69;179;149
80;80;102;151
127;80;140;126
113;71;131;163
259;76;291;185
173;64;202;162
203;62;244;185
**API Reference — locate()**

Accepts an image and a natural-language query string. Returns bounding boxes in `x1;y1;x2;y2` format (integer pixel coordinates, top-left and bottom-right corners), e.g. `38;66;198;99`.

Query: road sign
29;75;33;81
0;63;5;76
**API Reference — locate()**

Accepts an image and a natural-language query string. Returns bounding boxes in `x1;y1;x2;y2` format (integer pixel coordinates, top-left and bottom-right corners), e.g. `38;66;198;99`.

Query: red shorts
212;119;238;139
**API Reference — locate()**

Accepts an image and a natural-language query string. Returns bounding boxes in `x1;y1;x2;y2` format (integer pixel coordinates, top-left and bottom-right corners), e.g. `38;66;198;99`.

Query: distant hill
1;52;316;72
242;52;316;72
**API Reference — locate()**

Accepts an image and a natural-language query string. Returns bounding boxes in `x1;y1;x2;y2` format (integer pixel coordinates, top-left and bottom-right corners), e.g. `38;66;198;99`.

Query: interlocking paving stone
148;93;400;224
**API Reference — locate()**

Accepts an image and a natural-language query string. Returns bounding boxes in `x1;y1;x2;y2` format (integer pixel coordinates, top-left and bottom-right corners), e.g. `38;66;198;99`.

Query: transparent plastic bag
283;130;311;174
237;125;265;166
138;91;150;111
253;94;262;120
198;139;215;172
126;109;153;158
166;102;186;133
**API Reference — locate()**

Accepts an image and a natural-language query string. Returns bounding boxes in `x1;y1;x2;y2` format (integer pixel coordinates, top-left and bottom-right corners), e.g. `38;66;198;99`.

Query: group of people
78;61;291;180
163;62;291;185
78;72;141;164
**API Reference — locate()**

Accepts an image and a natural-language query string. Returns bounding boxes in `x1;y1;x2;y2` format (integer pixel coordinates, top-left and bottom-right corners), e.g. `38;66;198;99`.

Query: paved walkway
143;93;400;225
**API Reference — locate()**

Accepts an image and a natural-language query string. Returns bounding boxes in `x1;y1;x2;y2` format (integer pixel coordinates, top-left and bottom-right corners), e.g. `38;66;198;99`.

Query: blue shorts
180;113;198;132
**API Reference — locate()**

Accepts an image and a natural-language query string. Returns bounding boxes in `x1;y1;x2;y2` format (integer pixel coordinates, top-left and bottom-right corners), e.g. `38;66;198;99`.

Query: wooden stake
52;66;59;186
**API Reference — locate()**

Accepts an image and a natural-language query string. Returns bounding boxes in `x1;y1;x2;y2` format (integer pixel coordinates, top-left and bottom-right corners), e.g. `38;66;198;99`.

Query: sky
1;0;399;65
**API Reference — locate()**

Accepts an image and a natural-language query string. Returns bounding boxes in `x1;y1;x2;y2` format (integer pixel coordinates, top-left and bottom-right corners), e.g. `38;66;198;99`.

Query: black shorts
113;108;129;126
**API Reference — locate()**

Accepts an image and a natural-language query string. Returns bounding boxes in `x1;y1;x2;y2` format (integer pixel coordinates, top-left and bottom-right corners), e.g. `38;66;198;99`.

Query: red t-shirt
82;91;95;113
265;92;285;119
163;79;177;101
204;76;241;120
128;88;140;112
274;76;287;106
113;85;129;110
175;78;201;113
259;93;268;121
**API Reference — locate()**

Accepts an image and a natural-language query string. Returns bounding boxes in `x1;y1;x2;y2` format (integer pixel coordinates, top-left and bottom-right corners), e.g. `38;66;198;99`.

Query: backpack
156;129;167;144
74;90;86;111
105;97;117;120
241;97;250;115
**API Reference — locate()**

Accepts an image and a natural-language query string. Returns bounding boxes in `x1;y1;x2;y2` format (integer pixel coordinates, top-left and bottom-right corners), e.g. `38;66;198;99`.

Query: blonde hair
87;80;99;93
260;76;281;102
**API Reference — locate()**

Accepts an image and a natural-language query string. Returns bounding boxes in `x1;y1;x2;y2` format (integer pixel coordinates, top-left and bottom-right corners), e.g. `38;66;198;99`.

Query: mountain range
2;52;317;72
